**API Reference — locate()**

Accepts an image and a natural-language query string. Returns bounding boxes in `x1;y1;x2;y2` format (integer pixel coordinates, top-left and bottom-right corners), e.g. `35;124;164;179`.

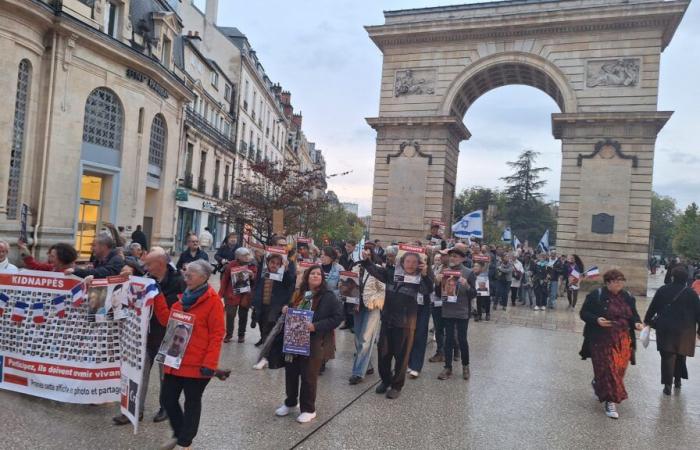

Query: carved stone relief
394;69;436;97
586;59;640;88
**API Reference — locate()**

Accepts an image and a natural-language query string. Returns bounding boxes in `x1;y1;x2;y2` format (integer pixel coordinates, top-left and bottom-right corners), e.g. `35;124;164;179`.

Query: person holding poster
219;247;258;343
275;266;343;424
252;249;296;347
394;244;427;284
407;248;438;379
435;248;475;381
360;246;433;399
426;221;447;250
158;260;225;450
474;263;492;321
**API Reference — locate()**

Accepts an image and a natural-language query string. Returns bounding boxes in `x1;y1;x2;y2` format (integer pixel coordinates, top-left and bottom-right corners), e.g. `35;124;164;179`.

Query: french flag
570;269;581;281
52;295;67;318
0;292;9;315
142;283;159;307
32;303;46;324
71;283;86;307
11;301;28;322
585;266;600;279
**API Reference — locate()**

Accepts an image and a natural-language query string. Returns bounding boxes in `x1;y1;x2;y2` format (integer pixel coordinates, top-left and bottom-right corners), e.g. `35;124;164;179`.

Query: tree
650;191;678;256
453;187;506;244
501;150;549;203
220;159;326;244
311;201;364;244
672;202;700;260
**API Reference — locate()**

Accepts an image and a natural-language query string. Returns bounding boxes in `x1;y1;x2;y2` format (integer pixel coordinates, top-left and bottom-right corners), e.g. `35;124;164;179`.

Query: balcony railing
223;188;230;201
197;177;206;193
184;172;194;189
239;141;248;155
185;107;236;155
213;184;220;199
248;144;256;161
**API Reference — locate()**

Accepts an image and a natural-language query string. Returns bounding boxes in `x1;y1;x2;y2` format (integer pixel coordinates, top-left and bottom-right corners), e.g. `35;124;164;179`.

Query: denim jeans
431;306;445;354
497;280;511;307
352;308;381;378
548;280;559;308
408;304;431;372
519;285;536;307
443;318;469;369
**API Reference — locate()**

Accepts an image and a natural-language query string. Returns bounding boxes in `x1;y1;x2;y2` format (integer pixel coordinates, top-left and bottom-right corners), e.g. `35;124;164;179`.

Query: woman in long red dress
579;269;643;419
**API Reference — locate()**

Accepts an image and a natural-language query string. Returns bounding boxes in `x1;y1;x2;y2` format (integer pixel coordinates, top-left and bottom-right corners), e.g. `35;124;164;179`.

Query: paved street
3;273;700;450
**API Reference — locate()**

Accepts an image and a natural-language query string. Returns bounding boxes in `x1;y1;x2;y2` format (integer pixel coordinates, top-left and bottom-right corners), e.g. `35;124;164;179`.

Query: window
241;122;246;142
192;94;199;112
82;87;124;151
214;159;220;189
148;114;167;171
224;84;232;102
198;151;207;190
6;59;31;219
203;102;208;120
211;71;218;89
104;1;119;38
161;35;172;68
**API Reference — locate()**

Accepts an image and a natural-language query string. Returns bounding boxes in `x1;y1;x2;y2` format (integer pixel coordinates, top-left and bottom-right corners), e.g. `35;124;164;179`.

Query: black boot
663;384;672;395
674;377;682;389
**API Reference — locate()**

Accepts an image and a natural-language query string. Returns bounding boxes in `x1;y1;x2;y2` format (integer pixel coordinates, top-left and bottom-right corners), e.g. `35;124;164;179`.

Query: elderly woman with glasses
579;269;643;420
157;259;225;450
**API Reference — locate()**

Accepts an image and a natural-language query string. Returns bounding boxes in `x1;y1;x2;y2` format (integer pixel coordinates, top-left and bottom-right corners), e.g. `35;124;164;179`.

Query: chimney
205;0;218;25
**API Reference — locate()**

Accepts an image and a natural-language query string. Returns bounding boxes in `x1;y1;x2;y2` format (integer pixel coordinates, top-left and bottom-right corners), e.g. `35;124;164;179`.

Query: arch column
366;115;470;243
552;111;672;295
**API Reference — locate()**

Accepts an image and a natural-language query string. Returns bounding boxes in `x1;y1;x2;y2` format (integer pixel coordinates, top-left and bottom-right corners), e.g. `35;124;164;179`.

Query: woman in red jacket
158;260;225;450
219;247;258;343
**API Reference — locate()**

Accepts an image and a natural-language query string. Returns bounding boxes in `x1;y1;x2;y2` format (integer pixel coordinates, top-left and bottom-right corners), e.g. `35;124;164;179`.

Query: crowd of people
1;222;700;449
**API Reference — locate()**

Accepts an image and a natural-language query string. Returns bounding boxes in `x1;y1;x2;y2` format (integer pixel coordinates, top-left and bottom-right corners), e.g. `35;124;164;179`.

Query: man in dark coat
131;225;148;250
176;235;209;271
644;266;700;394
67;235;124;279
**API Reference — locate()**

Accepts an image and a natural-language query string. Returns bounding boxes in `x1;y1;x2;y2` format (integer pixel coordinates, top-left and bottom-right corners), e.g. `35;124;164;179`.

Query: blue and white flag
538;229;550;253
513;235;521;249
501;227;512;242
452;210;483;239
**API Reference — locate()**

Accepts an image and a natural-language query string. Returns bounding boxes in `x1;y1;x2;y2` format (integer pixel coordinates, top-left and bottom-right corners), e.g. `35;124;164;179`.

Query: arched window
148;114;167;170
82;87;123;151
7;59;32;219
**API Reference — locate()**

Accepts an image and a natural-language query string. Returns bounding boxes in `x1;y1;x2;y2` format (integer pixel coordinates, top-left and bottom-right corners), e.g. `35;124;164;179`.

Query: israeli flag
452;210;483;239
513;235;521;249
538;229;550;253
501;227;512;242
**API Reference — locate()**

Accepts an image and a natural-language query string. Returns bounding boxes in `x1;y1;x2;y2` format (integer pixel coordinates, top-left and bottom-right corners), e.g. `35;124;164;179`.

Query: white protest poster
394;244;426;284
230;266;252;294
339;271;360;305
156;310;195;369
441;270;461;303
476;274;490;297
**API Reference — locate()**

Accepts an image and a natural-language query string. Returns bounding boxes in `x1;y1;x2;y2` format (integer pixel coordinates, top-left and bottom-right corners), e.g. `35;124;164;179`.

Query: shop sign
175;188;188;202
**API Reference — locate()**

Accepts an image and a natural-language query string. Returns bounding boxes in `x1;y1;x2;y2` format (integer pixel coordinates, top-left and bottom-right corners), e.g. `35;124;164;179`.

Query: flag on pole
0;292;9;315
71;283;86;307
584;266;600;279
452;210;483;239
32;302;46;324
52;295;67;318
538;230;550;253
570;269;581;281
11;301;28;322
501;227;512;242
513;235;521;250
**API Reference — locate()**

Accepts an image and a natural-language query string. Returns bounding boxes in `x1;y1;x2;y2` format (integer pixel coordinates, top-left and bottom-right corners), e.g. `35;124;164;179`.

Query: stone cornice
366;1;689;51
551;111;673;139
366;115;471;141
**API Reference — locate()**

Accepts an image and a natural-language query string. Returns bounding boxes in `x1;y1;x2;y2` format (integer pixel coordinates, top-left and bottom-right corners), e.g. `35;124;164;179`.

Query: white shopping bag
640;326;651;349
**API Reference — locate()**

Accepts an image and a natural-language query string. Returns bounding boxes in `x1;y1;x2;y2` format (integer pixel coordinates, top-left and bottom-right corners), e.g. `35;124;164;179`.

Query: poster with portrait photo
295;261;316;289
441;270;461;303
156;310;195;369
296;237;313;263
476;274;490;297
394;244;426;284
263;246;288;282
106;275;130;320
339;271;360;305
283;308;314;356
230;266;252;294
86;280;109;322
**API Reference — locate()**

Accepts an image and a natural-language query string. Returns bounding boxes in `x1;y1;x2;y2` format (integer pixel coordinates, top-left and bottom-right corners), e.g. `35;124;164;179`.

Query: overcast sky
197;0;700;217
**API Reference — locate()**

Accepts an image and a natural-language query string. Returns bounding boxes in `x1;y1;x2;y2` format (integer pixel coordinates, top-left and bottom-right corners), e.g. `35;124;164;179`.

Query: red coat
154;285;225;379
219;261;257;307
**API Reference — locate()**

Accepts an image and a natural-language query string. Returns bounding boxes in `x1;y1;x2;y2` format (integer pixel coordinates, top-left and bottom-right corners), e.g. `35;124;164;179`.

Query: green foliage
673;202;700;260
650;191;678;256
453;187;505;245
501;150;549;202
311;201;364;243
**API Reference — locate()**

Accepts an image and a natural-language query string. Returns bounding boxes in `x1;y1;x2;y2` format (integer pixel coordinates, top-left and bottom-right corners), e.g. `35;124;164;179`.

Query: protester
349;245;385;385
275;266;343;423
566;254;585;309
373;239;386;263
219;247;258;343
436;248;475;381
339;240;357;271
407;248;436;379
644;266;700;395
66;235;124;278
532;253;549;311
131;225;148;250
0;240;18;272
579;269;643;419
548;251;563;308
101;222;126;249
519;255;536;309
157;260;225;450
198;227;214;252
123;242;146;276
361;246;433;399
17;240;77;272
429;251;447;361
113;247;186;425
473;262;491;321
176;235;209;272
252;250;296;348
510;254;523;306
494;254;513;311
213;233;239;272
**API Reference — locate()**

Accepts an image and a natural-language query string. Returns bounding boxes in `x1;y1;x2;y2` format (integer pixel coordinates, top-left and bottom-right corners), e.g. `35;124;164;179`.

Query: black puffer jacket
74;249;124;279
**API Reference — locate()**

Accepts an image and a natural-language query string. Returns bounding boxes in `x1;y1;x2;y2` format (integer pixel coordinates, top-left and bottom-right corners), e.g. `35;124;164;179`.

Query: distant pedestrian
199;227;214;251
176;236;209;272
131;225;148;250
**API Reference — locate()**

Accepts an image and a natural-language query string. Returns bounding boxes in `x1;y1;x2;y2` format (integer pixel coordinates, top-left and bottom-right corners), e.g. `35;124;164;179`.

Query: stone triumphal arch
366;0;689;293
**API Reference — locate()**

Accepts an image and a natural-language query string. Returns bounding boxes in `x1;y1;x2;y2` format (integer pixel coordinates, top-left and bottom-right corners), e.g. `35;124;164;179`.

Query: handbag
649;288;687;329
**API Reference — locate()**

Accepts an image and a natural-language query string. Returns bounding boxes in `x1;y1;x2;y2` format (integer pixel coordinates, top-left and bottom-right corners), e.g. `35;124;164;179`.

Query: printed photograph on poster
473;254;491;265
156;311;195;369
230;266;252;294
394;244;426;284
87;283;108;321
263;246;288;282
296;261;316;289
108;283;128;320
476;274;490;297
296;238;313;263
339;271;360;305
283;308;314;356
441;270;461;303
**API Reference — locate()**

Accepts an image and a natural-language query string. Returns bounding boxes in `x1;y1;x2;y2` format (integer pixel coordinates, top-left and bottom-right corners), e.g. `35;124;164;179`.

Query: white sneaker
253;358;268;370
275;404;296;416
534;306;540;311
408;369;419;379
604;401;619;419
296;411;317;423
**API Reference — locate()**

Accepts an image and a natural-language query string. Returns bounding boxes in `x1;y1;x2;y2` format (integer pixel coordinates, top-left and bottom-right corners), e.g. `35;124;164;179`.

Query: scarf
0;259;9;270
181;283;208;311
